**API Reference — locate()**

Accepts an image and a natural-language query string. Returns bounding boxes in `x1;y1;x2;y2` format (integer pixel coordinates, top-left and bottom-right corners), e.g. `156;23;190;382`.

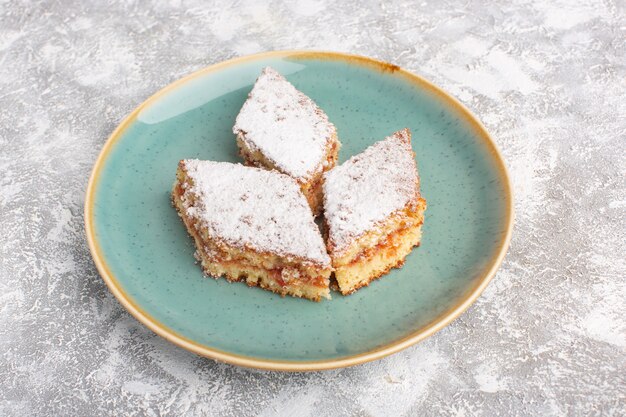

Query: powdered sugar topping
181;160;330;266
323;129;421;254
233;67;336;181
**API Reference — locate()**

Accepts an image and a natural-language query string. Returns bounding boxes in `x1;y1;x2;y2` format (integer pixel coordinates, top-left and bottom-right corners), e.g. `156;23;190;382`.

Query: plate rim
84;50;514;371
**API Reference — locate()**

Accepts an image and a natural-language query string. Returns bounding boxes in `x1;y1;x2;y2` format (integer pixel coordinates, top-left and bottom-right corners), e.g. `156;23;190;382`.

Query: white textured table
1;1;624;416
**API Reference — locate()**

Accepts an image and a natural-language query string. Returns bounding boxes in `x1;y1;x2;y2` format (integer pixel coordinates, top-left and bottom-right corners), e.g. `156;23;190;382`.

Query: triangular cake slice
172;160;332;301
323;129;427;295
233;67;340;215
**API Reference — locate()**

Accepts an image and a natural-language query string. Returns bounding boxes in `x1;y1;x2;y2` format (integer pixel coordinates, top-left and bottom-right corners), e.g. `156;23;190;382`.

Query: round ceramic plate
85;51;513;371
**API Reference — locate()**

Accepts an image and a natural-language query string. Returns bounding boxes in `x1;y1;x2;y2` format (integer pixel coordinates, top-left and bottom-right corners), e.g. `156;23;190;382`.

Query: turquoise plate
85;51;513;371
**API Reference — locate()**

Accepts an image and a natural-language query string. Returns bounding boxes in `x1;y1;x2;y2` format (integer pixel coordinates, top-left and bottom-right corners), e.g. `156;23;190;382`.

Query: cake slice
172;160;332;301
323;129;427;295
233;67;340;215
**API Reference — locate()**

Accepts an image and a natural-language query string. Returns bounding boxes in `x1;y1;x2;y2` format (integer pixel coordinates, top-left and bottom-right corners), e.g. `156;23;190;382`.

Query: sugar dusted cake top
233;67;336;181
181;160;330;266
323;129;421;254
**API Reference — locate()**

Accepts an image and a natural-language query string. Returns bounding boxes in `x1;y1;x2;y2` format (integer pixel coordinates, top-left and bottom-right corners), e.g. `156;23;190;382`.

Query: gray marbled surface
1;1;625;416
